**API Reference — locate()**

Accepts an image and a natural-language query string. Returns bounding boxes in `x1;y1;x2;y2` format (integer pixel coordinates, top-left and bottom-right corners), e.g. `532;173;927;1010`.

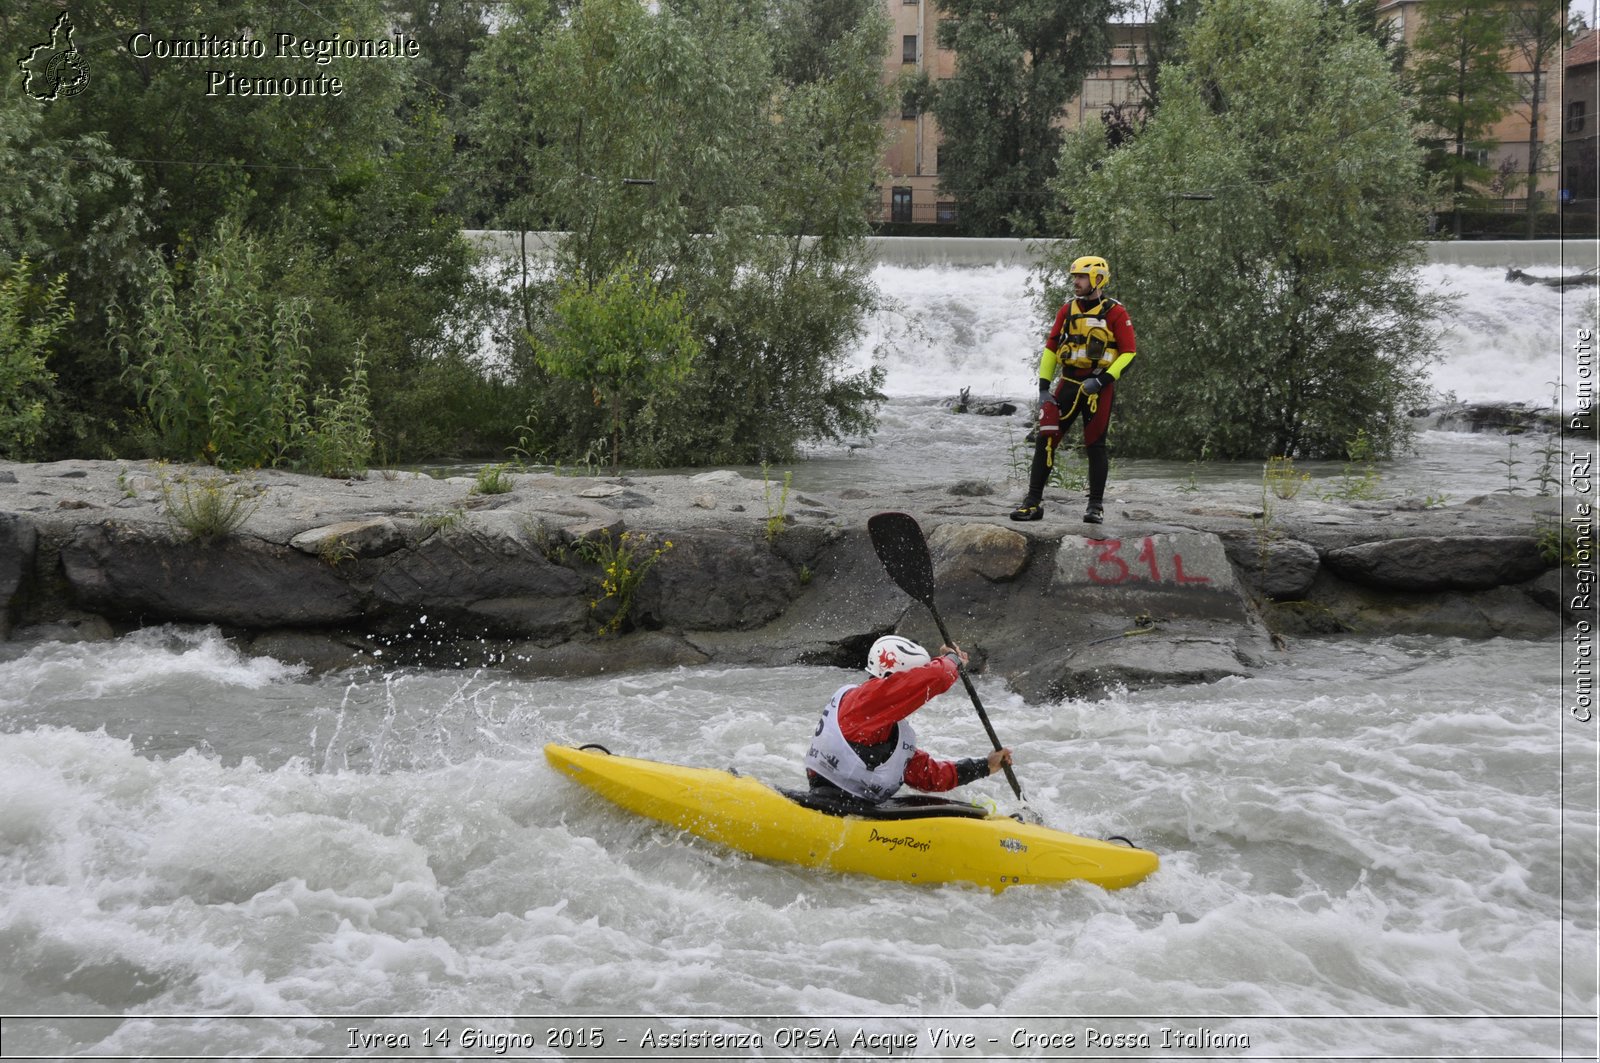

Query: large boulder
244;629;383;672
1013;634;1263;704
636;528;800;631
1324;535;1548;591
1010;530;1267;701
680;528;911;669
369;519;586;637
1221;531;1322;600
289;517;405;559
503;631;710;678
929;522;1031;586
917;527;1272;703
61;523;363;627
1306;579;1562;639
1050;530;1256;623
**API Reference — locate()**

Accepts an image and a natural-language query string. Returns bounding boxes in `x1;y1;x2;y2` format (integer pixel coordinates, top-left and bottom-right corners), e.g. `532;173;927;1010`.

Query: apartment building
878;0;956;224
1565;29;1599;214
875;4;1148;226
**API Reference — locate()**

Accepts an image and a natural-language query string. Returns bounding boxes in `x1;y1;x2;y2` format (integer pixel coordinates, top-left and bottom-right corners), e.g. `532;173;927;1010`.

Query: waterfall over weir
465;231;1599;270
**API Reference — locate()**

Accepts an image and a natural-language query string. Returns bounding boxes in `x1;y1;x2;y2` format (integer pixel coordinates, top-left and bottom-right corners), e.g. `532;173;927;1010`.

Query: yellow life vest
1058;296;1122;371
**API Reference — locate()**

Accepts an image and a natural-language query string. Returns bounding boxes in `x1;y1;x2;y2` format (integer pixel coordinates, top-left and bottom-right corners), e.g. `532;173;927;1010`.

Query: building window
935;146;943;173
903;35;917;64
936;201;958;224
1569;101;1588;135
1080;77;1143;111
891;187;913;223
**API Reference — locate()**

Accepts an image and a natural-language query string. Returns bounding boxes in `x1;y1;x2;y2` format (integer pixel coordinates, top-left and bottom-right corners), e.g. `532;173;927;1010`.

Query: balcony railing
868;201;960;226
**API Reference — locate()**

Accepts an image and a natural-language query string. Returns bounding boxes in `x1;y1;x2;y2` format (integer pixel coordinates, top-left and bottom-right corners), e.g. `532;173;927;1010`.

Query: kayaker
805;635;1013;804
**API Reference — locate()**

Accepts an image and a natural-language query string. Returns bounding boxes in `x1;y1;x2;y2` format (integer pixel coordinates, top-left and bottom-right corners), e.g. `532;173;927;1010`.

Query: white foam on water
1420;263;1596;411
861;263;1041;399
855;262;1590;415
0;631;1590;1058
0;625;304;711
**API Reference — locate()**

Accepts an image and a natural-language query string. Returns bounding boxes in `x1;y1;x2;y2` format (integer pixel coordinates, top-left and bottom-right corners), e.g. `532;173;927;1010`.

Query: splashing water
0;628;1591;1058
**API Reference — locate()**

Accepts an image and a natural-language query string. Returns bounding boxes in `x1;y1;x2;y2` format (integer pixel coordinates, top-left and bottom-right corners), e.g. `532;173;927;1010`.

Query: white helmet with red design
865;635;931;678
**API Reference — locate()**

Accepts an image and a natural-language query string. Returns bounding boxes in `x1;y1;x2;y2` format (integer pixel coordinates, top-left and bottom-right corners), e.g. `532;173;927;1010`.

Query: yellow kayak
545;744;1157;891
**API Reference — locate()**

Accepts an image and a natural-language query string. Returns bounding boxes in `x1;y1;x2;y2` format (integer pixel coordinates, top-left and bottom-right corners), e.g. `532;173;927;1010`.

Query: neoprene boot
1010;498;1044;521
1084;444;1108;523
1010;440;1053;521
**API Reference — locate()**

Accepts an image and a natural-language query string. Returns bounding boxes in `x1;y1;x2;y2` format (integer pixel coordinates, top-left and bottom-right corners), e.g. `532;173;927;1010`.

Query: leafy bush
303;345;376;479
579;531;674;636
0;258;71;458
114;220;313;469
1430;209;1570;238
1264;455;1309;500
534;260;700;474
471;462;517;495
113;218;374;473
762;464;793;543
4;3;486;464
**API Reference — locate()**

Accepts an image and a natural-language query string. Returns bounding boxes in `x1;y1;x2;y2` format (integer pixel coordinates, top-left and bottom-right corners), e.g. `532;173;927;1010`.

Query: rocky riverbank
0;459;1568;700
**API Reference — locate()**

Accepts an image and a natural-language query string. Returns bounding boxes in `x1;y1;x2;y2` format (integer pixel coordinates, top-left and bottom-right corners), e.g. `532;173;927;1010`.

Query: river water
1;262;1594;1060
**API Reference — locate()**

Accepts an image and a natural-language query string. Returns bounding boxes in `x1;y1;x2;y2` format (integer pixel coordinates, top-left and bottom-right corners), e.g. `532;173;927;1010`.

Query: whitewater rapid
0;627;1591;1058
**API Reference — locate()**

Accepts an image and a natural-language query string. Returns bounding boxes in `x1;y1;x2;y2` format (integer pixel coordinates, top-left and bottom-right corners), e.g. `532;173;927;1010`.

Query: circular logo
46;48;90;98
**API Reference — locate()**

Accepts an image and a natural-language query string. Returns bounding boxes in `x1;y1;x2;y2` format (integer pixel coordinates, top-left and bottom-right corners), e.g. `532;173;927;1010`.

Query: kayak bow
545;744;1157;891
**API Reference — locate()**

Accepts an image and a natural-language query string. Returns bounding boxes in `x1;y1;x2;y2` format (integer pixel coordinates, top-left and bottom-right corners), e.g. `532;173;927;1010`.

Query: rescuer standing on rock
1009;255;1137;525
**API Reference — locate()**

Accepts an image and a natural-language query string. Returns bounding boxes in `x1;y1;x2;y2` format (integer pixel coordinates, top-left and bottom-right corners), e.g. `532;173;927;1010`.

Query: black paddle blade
868;512;936;606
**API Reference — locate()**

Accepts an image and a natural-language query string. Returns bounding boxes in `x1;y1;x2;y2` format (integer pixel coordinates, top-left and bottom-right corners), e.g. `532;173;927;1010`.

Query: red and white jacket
806;654;983;797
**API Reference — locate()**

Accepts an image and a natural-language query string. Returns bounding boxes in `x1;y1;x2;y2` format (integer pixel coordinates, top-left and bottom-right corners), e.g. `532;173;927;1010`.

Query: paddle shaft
866;511;1027;805
922;602;1025;801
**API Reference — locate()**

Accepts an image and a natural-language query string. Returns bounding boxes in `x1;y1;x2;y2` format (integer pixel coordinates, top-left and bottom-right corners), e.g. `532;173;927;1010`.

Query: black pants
1027;377;1112;503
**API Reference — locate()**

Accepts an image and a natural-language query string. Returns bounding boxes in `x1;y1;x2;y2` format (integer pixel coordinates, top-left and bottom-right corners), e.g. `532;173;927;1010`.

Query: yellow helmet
1070;255;1110;291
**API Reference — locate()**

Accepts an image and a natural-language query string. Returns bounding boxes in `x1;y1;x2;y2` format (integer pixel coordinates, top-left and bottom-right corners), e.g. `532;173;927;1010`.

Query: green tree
1503;0;1574;235
1336;0;1410;69
770;0;884;86
1043;0;1443;461
1409;0;1518;235
470;0;888;467
919;0;1119;236
1;0;486;461
0;90;150;454
383;0;498;224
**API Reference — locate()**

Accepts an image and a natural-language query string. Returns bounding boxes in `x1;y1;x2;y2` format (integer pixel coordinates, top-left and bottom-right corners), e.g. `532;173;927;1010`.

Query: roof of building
1570;28;1600;69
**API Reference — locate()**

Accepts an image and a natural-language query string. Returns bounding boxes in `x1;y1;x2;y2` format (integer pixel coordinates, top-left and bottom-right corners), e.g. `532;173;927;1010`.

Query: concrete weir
464;232;1600;270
